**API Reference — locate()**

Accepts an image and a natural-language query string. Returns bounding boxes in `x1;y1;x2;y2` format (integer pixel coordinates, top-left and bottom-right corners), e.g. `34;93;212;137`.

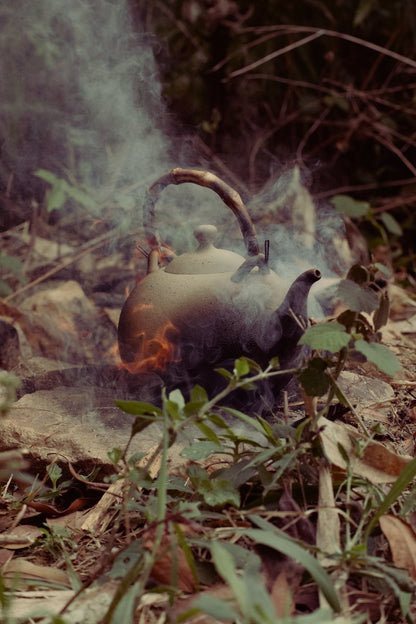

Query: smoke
1;1;171;206
1;1;349;294
1;0;238;244
248;166;353;277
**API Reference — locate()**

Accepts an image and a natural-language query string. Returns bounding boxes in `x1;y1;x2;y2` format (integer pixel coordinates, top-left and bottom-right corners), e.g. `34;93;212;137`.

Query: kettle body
117;169;321;392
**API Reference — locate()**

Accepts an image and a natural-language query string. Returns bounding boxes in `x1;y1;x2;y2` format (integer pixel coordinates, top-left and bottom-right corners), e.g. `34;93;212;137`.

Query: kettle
118;168;321;393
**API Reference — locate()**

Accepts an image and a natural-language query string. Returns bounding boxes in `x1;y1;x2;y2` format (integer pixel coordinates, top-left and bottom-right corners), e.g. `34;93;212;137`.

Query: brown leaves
2;559;71;589
144;528;197;593
320;417;412;483
380;515;416;580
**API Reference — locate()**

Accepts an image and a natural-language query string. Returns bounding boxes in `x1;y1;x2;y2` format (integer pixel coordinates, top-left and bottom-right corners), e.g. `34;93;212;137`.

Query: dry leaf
27;496;92;517
317;461;340;561
46;509;89;531
379;515;416;579
2;558;71;588
144;529;196;593
0;589;75;621
0;525;44;549
270;570;295;618
172;583;236;624
320;417;412;483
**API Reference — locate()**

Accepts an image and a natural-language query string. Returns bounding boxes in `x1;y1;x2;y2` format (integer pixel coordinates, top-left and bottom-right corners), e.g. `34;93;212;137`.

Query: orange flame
122;321;180;374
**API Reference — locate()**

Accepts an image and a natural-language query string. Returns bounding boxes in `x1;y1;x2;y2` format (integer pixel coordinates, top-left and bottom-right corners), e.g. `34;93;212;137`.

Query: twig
296;107;330;165
372;194;416;215
3;227;141;303
314;177;416;200
366;129;416;177
225;25;416;78
193;135;250;196
227;31;325;80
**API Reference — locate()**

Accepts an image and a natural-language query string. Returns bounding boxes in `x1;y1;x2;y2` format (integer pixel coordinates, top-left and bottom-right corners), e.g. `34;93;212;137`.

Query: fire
122;321;180;374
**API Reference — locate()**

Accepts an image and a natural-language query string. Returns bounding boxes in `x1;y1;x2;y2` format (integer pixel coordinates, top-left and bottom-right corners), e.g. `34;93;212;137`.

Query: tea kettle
118;169;321;390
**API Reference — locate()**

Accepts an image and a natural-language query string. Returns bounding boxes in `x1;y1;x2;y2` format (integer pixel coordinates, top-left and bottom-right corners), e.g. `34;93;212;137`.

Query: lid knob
194;224;218;249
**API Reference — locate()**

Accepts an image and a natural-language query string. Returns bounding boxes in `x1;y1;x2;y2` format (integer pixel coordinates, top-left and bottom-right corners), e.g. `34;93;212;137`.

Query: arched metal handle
143;168;260;257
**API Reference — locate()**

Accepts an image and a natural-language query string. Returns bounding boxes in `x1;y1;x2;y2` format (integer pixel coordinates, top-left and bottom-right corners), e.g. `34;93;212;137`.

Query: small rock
0;319;20;370
337;371;395;408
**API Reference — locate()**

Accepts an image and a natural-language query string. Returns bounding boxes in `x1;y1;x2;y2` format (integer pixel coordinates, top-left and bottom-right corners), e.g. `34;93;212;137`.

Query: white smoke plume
1;1;170;209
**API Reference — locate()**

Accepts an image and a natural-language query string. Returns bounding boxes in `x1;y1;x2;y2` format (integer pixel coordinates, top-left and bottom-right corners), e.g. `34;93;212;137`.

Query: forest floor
1;194;416;623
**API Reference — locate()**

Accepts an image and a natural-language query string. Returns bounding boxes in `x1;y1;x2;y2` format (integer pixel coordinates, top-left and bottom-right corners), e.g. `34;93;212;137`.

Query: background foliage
1;0;415;279
132;0;416;276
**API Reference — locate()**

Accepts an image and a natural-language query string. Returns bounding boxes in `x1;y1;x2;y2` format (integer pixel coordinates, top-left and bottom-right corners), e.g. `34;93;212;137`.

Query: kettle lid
165;225;245;275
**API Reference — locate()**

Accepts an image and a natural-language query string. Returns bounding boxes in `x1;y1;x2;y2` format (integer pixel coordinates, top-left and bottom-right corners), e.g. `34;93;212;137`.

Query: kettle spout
278;268;321;321
263;268;321;364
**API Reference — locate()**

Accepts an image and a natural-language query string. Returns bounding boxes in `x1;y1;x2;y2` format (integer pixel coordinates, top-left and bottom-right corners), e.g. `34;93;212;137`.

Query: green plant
34;169;98;214
0;253;26;298
3;261;412;621
298;262;400;407
0;371;21;416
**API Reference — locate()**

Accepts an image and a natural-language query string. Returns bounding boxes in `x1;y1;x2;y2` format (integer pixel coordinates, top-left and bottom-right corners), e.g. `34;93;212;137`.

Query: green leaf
0;252;24;274
221;406;270;438
210;541;245;599
190;385;209;404
299;321;350;353
298;357;331;396
243;523;342;613
354;340;401;376
195;420;221;444
0;280;13;297
268;356;280;370
131;415;154;436
374;263;392;278
112;581;140;623
67;185;97;209
330;195;371;218
354;0;376;26
108;447;122;465
215;367;233;380
114;399;162;416
187;465;240;507
336;280;380;313
191;593;239;621
180;441;221;460
34;168;59;185
380;212;403;236
165;388;186;420
364;456;416;540
233;357;250;378
46;179;68;211
215;461;258;489
47;462;62;488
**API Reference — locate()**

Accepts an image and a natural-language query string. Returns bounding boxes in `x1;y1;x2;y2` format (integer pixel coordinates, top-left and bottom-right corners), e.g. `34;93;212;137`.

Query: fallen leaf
0;525;44;549
270;570;295;618
379;515;416;579
317;461;340;562
2;559;71;588
360;407;390;424
26;496;92;517
144;528;196;593
320;417;412;483
0;589;75;621
46;509;89;531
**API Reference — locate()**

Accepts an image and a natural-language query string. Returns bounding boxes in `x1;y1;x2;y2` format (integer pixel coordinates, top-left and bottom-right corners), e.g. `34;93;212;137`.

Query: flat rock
337;371;395;407
2;386;167;474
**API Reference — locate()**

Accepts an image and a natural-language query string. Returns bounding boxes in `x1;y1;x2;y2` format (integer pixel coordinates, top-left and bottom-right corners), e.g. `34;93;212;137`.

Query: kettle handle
143;168;260;256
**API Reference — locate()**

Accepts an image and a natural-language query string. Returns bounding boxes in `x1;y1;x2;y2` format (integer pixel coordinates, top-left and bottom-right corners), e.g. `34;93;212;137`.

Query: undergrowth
1;263;416;623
